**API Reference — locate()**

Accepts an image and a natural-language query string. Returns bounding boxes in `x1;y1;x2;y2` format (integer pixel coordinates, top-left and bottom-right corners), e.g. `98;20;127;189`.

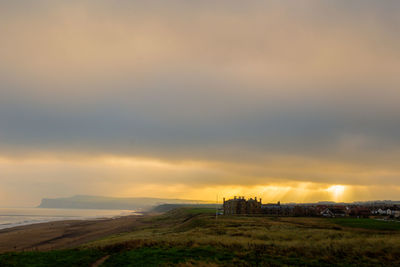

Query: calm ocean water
0;208;138;230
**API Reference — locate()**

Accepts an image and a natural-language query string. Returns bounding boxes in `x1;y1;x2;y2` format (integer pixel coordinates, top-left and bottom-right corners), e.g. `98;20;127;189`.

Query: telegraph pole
216;194;218;220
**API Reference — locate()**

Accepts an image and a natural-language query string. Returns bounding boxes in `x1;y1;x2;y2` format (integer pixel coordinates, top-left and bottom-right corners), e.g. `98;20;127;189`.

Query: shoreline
0;207;140;231
0;216;111;231
0;213;141;231
0;213;150;253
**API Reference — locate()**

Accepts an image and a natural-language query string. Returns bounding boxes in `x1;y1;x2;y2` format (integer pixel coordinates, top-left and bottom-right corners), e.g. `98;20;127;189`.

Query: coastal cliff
38;195;207;210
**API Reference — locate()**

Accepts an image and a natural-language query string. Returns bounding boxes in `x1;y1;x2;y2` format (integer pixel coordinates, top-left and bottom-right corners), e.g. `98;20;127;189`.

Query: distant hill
38;195;209;210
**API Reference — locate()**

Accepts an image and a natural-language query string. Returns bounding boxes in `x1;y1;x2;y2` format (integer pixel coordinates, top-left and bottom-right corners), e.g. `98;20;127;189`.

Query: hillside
38;195;208;210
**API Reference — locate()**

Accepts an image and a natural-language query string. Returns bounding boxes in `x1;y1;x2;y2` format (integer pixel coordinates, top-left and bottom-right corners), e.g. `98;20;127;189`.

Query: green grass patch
330;218;400;231
0;249;105;267
103;246;232;266
102;246;336;267
0;246;339;267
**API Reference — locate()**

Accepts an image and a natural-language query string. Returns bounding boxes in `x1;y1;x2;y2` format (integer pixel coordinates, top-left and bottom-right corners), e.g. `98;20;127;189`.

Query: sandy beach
0;214;148;253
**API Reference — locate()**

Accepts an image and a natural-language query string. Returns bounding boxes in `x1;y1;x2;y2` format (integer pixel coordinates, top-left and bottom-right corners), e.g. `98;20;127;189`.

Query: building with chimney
223;196;262;215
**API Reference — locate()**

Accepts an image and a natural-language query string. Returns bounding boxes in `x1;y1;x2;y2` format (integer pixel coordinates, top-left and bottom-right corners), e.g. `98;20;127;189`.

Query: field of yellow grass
83;208;400;266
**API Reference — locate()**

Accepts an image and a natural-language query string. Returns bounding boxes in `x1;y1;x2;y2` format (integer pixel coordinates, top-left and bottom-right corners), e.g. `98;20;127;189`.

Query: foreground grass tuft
0;249;104;267
102;247;232;267
101;246;336;267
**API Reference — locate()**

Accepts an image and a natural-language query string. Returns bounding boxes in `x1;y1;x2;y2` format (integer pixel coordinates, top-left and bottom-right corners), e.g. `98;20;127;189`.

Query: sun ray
326;185;346;201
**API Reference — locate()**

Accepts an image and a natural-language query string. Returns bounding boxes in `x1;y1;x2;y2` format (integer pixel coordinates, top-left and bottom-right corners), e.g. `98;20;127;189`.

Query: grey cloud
1;75;400;166
1;0;400;192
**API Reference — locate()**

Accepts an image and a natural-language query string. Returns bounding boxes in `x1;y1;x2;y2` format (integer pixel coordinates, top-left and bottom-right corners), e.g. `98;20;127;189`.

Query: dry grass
83;209;400;265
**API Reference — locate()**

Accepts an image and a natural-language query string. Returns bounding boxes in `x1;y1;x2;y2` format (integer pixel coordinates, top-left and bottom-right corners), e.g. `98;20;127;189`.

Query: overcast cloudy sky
1;0;400;206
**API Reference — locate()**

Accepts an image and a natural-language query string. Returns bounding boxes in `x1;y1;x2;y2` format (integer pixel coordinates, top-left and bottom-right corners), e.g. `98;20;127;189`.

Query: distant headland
38;195;209;210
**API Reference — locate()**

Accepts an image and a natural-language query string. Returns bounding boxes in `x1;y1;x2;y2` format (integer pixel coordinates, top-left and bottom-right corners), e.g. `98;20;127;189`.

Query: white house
377;208;387;215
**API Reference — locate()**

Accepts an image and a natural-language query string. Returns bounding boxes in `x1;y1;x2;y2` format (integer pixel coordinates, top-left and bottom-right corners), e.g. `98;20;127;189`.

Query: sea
0;208;138;230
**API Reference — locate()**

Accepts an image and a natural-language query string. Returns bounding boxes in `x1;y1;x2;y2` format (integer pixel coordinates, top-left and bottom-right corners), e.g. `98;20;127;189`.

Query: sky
1;0;400;206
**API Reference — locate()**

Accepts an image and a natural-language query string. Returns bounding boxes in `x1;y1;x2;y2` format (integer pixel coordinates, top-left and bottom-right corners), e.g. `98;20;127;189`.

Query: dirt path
92;255;110;267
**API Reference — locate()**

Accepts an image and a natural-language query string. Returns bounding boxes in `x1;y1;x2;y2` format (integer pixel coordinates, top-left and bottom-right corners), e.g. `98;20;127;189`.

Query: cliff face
38;195;207;210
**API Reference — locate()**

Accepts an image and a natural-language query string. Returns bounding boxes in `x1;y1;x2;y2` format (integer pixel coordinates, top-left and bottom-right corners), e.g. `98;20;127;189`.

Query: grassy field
87;208;400;266
2;209;400;266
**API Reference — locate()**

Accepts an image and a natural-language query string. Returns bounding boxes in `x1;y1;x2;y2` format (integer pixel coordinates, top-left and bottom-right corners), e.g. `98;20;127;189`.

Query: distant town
35;195;400;220
223;196;400;219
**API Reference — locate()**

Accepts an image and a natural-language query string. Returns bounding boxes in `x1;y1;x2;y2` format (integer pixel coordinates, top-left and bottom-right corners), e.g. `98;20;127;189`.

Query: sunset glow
326;185;346;201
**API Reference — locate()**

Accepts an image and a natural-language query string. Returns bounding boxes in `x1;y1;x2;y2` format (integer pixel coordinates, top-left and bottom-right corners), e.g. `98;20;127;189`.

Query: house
320;207;347;217
377;208;387;215
293;206;318;217
349;207;371;218
262;202;282;215
393;210;400;218
321;208;334;217
387;209;400;218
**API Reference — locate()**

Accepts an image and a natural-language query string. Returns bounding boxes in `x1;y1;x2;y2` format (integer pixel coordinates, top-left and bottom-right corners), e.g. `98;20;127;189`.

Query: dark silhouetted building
223;196;262;215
